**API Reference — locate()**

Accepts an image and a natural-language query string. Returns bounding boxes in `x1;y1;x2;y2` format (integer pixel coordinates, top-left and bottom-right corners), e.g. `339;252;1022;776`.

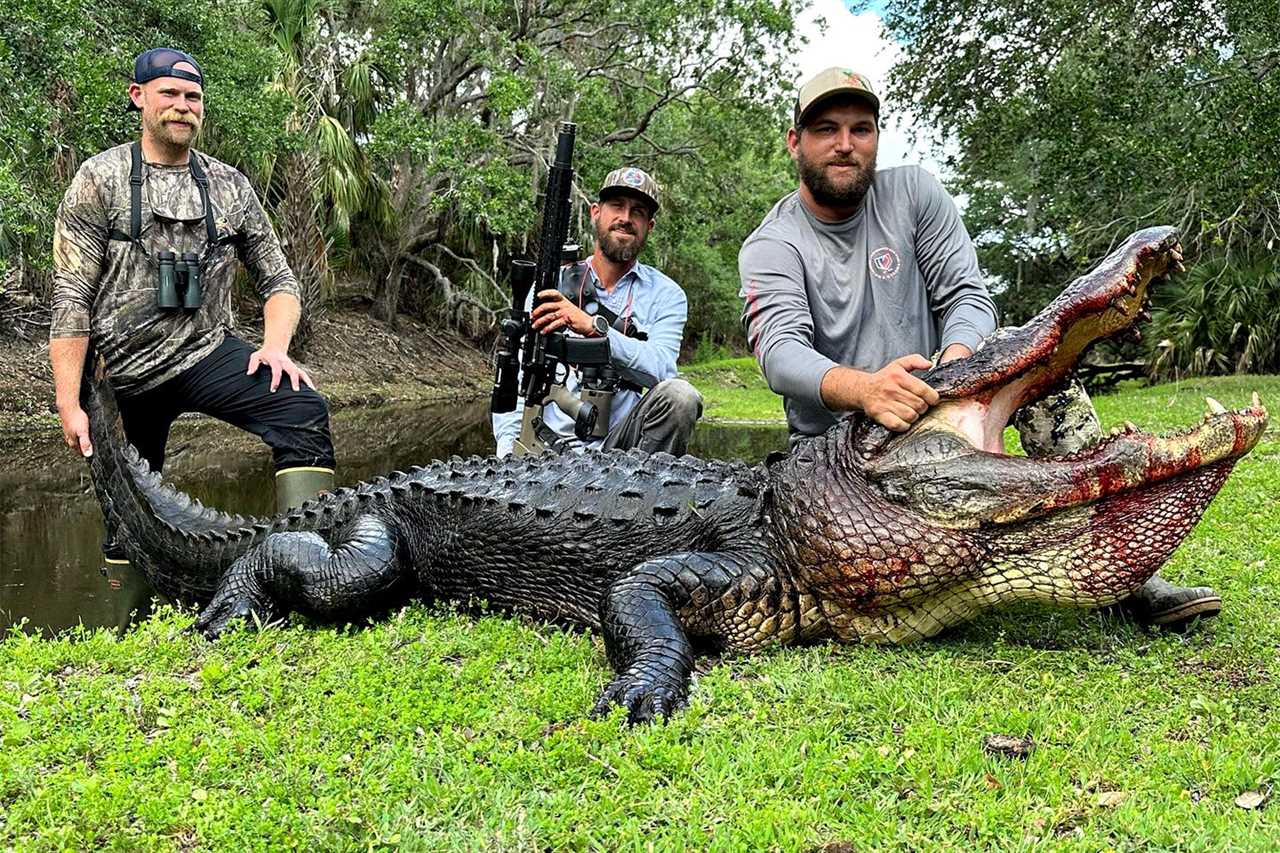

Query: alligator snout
854;226;1268;527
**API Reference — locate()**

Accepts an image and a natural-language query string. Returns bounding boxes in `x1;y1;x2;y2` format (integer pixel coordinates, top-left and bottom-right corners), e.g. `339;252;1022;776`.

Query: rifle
490;121;577;417
489;122;615;455
519;121;577;412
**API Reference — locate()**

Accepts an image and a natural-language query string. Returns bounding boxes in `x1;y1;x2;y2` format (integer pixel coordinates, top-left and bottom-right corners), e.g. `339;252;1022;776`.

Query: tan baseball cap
794;67;880;126
599;166;660;215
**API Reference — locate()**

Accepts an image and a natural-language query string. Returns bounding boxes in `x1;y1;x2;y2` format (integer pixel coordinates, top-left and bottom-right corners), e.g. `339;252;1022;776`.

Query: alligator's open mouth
862;227;1269;525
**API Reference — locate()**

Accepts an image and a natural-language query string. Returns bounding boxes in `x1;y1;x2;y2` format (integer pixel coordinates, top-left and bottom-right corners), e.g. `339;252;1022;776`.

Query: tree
259;0;382;349
347;0;805;331
873;0;1280;374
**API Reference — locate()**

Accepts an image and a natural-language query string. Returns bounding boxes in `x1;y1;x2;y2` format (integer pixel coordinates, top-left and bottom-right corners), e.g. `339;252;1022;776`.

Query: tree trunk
372;259;403;328
277;151;331;354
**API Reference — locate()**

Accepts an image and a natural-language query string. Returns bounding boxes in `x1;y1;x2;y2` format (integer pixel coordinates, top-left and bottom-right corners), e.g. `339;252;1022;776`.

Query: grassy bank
3;370;1279;850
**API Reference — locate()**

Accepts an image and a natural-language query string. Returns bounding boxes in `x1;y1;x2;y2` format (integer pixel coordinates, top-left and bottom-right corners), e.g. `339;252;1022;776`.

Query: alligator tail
81;352;272;603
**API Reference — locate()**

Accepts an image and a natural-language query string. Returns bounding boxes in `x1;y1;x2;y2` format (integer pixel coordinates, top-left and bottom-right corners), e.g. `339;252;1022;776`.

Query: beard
595;220;646;264
143;108;201;152
797;147;876;211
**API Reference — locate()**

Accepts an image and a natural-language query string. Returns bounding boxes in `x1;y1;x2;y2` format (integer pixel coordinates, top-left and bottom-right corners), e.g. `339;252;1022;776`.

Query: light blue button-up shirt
492;260;688;456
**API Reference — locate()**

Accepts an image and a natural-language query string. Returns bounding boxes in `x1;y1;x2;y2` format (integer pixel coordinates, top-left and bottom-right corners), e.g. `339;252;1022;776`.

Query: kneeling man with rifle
492;129;700;457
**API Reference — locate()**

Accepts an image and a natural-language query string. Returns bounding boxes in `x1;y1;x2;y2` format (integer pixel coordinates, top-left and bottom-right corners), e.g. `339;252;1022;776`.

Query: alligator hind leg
195;515;403;638
594;550;788;725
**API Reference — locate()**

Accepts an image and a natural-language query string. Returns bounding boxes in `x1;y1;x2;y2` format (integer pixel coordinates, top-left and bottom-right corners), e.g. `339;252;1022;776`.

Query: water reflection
0;402;787;634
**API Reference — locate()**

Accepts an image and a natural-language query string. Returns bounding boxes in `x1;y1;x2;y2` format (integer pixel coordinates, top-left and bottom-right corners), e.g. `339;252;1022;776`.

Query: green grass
4;371;1279;850
683;357;785;423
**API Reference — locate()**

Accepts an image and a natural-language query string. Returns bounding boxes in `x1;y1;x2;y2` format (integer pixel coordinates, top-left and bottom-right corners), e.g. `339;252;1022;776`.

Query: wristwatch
590;315;610;338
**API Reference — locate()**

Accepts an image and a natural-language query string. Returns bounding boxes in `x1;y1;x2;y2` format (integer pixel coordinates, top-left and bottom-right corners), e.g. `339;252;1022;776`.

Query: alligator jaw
984;394;1267;524
865;393;1267;526
857;225;1270;526
919;226;1180;453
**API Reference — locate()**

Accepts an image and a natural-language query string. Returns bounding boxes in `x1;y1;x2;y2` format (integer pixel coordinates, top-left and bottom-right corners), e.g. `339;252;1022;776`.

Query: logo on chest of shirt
869;246;901;280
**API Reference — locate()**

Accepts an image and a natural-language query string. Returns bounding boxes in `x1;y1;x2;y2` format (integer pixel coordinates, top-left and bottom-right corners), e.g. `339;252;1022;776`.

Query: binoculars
156;251;203;310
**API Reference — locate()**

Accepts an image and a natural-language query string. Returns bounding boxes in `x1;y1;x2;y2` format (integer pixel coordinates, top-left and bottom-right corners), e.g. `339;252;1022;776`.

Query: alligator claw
591;671;688;725
193;566;274;640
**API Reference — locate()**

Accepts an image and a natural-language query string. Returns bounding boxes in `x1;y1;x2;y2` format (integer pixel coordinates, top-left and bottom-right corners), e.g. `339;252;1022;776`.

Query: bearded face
795;142;876;211
141;104;202;150
788;99;881;216
592;195;652;264
130;68;204;156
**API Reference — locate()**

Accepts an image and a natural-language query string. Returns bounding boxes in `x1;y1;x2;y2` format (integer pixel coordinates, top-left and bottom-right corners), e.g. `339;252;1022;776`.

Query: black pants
117;334;335;474
103;335;334;559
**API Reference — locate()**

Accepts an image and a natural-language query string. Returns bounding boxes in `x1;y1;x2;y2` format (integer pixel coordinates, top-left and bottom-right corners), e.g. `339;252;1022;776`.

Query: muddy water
0;403;787;634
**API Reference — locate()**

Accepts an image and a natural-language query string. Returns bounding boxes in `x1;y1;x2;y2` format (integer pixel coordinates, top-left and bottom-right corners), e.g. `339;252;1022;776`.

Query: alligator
82;226;1268;723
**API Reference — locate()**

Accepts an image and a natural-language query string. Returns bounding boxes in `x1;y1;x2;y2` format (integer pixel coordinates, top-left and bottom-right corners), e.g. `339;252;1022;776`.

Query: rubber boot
275;466;336;514
102;558;157;638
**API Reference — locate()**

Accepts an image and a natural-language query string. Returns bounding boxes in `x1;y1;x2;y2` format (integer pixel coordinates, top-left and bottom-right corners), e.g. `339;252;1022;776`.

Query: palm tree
260;0;378;349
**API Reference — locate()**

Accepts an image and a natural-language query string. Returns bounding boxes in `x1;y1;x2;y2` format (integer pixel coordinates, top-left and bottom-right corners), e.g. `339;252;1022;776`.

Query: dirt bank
0;300;493;436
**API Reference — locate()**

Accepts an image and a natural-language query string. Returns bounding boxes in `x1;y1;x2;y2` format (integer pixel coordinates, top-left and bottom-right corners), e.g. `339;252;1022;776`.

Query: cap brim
797;89;880;126
599;186;659;214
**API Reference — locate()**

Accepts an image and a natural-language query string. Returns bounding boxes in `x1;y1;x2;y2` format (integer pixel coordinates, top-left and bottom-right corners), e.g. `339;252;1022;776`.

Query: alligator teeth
1125;421;1139;432
1205;396;1227;415
1110;426;1123;436
1170;247;1184;262
1173;260;1186;273
1253;391;1262;409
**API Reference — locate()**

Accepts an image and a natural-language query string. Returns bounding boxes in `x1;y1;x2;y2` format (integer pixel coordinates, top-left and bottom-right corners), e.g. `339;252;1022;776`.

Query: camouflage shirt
51;142;299;397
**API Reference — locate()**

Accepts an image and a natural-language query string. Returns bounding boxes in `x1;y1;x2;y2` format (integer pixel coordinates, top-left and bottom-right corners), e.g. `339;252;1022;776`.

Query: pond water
0;401;788;634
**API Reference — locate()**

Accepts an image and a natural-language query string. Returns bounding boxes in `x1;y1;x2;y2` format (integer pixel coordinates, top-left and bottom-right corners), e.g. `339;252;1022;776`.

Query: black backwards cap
133;48;203;85
129;48;203;109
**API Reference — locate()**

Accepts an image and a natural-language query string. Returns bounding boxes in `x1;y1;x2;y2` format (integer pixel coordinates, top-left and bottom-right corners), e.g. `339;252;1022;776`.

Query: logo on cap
870;246;901;280
621;169;645;188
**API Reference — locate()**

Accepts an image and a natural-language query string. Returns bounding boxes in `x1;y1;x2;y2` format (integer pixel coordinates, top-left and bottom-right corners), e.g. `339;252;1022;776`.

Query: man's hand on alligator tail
82;227;1268;723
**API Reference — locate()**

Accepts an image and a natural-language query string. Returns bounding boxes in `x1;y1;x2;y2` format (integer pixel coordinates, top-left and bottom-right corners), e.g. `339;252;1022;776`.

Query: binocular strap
107;141;219;262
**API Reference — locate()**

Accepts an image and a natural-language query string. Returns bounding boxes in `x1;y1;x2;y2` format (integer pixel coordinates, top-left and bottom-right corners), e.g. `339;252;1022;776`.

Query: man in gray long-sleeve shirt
739;67;997;439
737;67;1222;632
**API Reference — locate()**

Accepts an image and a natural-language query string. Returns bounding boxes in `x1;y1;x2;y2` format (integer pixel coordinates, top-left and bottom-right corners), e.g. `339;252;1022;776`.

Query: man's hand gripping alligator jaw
82;226;1267;724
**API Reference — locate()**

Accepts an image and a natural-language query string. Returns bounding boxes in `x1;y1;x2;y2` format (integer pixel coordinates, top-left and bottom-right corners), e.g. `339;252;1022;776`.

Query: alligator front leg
594;551;787;724
195;515;404;638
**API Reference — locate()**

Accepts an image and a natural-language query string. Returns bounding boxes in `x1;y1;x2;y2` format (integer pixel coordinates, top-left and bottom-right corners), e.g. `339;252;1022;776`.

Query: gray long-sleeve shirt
738;165;998;438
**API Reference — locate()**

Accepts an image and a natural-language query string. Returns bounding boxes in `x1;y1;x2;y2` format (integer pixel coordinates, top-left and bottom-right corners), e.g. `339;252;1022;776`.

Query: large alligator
83;226;1268;723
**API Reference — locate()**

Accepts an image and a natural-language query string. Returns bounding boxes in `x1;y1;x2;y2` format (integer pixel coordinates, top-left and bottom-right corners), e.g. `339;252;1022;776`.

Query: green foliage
3;375;1279;848
1147;252;1280;378
633;93;796;347
2;0;804;343
876;0;1280;350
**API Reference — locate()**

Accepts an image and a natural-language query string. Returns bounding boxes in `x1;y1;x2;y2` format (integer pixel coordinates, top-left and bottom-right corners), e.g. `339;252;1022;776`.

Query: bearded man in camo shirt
49;48;337;621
